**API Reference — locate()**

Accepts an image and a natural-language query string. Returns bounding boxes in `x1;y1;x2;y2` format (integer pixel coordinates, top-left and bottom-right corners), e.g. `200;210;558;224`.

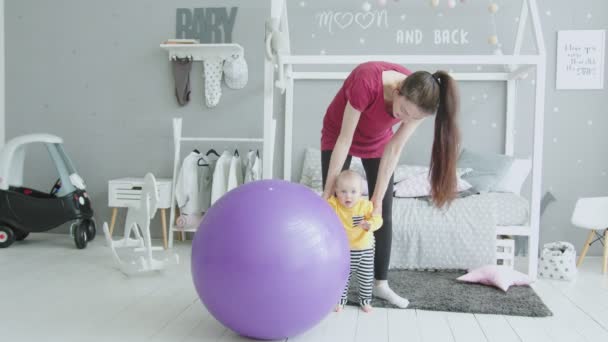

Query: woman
321;61;460;308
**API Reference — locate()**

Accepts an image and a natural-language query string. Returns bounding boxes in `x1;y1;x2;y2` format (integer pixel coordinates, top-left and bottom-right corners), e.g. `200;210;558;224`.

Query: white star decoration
320;49;326;55
471;119;477;125
491;122;497;128
553;107;559;112
400;14;406;21
546;10;552;16
553;137;558;143
359;38;366;44
299;1;307;7
587;120;593;126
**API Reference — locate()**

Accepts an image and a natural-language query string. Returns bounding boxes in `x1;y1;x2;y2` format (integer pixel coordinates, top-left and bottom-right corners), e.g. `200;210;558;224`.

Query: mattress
393;192;529;226
389;192;530;270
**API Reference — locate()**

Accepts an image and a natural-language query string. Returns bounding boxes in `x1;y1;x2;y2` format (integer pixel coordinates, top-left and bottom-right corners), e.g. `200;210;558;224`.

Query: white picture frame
556;30;605;90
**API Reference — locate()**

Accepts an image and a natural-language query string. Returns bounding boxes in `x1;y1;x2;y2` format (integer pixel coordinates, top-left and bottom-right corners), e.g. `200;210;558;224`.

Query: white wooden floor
1;233;607;342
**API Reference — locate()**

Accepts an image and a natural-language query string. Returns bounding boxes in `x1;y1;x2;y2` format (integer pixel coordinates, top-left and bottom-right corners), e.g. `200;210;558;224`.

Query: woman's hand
322;189;331;201
371;198;382;217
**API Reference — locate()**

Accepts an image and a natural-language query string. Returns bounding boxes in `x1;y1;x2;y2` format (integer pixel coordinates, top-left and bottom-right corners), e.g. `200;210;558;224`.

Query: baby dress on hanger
175;150;205;228
226;150;243;192
200;149;219;213
243;150;261;183
211;150;232;204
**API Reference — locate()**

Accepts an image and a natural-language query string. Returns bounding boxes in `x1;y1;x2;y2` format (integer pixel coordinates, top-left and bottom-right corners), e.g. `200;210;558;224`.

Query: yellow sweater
327;196;383;250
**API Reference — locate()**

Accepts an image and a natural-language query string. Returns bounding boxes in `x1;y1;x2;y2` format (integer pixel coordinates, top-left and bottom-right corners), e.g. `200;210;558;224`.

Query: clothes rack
168;117;267;248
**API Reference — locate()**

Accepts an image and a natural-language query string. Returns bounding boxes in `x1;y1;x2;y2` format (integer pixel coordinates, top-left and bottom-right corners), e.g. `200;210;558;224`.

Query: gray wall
6;1;608;256
5;0;270;237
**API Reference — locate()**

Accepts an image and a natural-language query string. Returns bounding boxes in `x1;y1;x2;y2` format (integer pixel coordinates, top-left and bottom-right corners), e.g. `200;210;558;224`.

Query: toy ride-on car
0;134;95;249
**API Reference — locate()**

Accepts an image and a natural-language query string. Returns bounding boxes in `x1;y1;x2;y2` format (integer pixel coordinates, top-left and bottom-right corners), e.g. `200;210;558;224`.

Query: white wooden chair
103;173;178;274
571;197;608;274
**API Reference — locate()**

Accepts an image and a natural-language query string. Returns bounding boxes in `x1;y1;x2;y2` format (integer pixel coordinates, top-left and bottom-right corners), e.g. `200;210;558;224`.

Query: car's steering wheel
50;178;62;196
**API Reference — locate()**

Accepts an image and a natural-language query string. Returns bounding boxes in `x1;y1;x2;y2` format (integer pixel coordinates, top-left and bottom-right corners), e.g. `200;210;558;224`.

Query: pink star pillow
457;265;533;292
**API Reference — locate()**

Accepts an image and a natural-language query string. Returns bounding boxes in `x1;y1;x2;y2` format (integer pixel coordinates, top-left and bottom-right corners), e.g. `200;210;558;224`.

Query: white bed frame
263;0;546;278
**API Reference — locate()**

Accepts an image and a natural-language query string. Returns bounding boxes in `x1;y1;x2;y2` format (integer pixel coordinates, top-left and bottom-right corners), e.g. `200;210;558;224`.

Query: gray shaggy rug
346;269;552;317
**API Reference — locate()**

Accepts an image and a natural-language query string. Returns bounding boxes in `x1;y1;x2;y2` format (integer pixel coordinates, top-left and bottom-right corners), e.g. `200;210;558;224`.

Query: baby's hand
360;221;371;231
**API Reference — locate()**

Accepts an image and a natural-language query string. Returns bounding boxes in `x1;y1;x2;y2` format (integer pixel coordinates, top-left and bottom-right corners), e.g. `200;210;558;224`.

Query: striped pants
340;248;374;307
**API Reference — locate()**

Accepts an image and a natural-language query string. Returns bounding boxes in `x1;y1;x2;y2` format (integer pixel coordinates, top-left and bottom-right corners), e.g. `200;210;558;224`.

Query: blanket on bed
389;194;497;270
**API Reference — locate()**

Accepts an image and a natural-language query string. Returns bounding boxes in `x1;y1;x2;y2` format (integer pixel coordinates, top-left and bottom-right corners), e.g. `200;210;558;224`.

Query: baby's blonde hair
336;170;363;190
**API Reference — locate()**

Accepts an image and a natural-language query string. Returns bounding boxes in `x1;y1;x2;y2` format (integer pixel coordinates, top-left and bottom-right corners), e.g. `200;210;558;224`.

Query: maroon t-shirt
321;61;412;158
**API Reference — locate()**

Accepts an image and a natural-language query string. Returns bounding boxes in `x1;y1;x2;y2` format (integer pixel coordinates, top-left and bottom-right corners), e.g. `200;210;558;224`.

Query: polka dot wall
294;0;607;256
535;0;607;256
6;1;604;257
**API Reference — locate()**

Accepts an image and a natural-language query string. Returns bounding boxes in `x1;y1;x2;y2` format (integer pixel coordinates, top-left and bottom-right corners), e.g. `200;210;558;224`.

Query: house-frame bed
262;0;547;278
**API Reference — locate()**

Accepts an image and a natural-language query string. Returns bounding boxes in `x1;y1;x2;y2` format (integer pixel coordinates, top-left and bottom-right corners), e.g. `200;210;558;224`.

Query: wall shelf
160;43;244;61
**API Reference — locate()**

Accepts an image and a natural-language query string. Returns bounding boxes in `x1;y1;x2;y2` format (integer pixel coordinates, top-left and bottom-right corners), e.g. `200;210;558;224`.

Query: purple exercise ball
191;180;350;340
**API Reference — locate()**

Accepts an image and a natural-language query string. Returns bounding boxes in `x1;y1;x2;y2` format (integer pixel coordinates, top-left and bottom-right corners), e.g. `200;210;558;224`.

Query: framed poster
556;30;605;90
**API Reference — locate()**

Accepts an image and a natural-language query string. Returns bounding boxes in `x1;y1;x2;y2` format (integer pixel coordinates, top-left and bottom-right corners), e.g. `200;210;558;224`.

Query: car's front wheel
84;219;96;241
0;226;15;248
74;222;88;249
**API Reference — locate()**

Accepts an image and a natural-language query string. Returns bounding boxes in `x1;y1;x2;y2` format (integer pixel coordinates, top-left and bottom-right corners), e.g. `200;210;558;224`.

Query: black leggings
321;150;394;280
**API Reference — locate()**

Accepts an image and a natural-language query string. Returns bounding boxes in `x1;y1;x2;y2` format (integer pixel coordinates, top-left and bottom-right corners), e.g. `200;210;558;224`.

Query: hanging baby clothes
241;150;254;182
203;57;224;108
175;150;206;228
227;150;243;192
211;150;232;204
172;56;193;106
223;54;249;89
199;150;219;213
243;151;260;183
244;150;261;183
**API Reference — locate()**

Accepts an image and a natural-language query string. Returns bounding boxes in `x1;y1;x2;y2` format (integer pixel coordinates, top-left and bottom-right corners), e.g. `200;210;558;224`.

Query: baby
327;170;383;313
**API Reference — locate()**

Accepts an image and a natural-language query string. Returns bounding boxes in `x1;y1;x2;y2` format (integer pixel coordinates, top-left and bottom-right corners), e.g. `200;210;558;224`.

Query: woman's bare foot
335;304;344;312
361;304;373;313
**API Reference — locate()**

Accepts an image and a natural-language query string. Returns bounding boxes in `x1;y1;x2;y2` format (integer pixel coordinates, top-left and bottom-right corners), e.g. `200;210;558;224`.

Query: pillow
299;147;368;195
394;164;472;184
457;149;514;192
394;165;429;183
393;173;473;198
493;158;531;195
456;265;533;292
299;148;323;191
